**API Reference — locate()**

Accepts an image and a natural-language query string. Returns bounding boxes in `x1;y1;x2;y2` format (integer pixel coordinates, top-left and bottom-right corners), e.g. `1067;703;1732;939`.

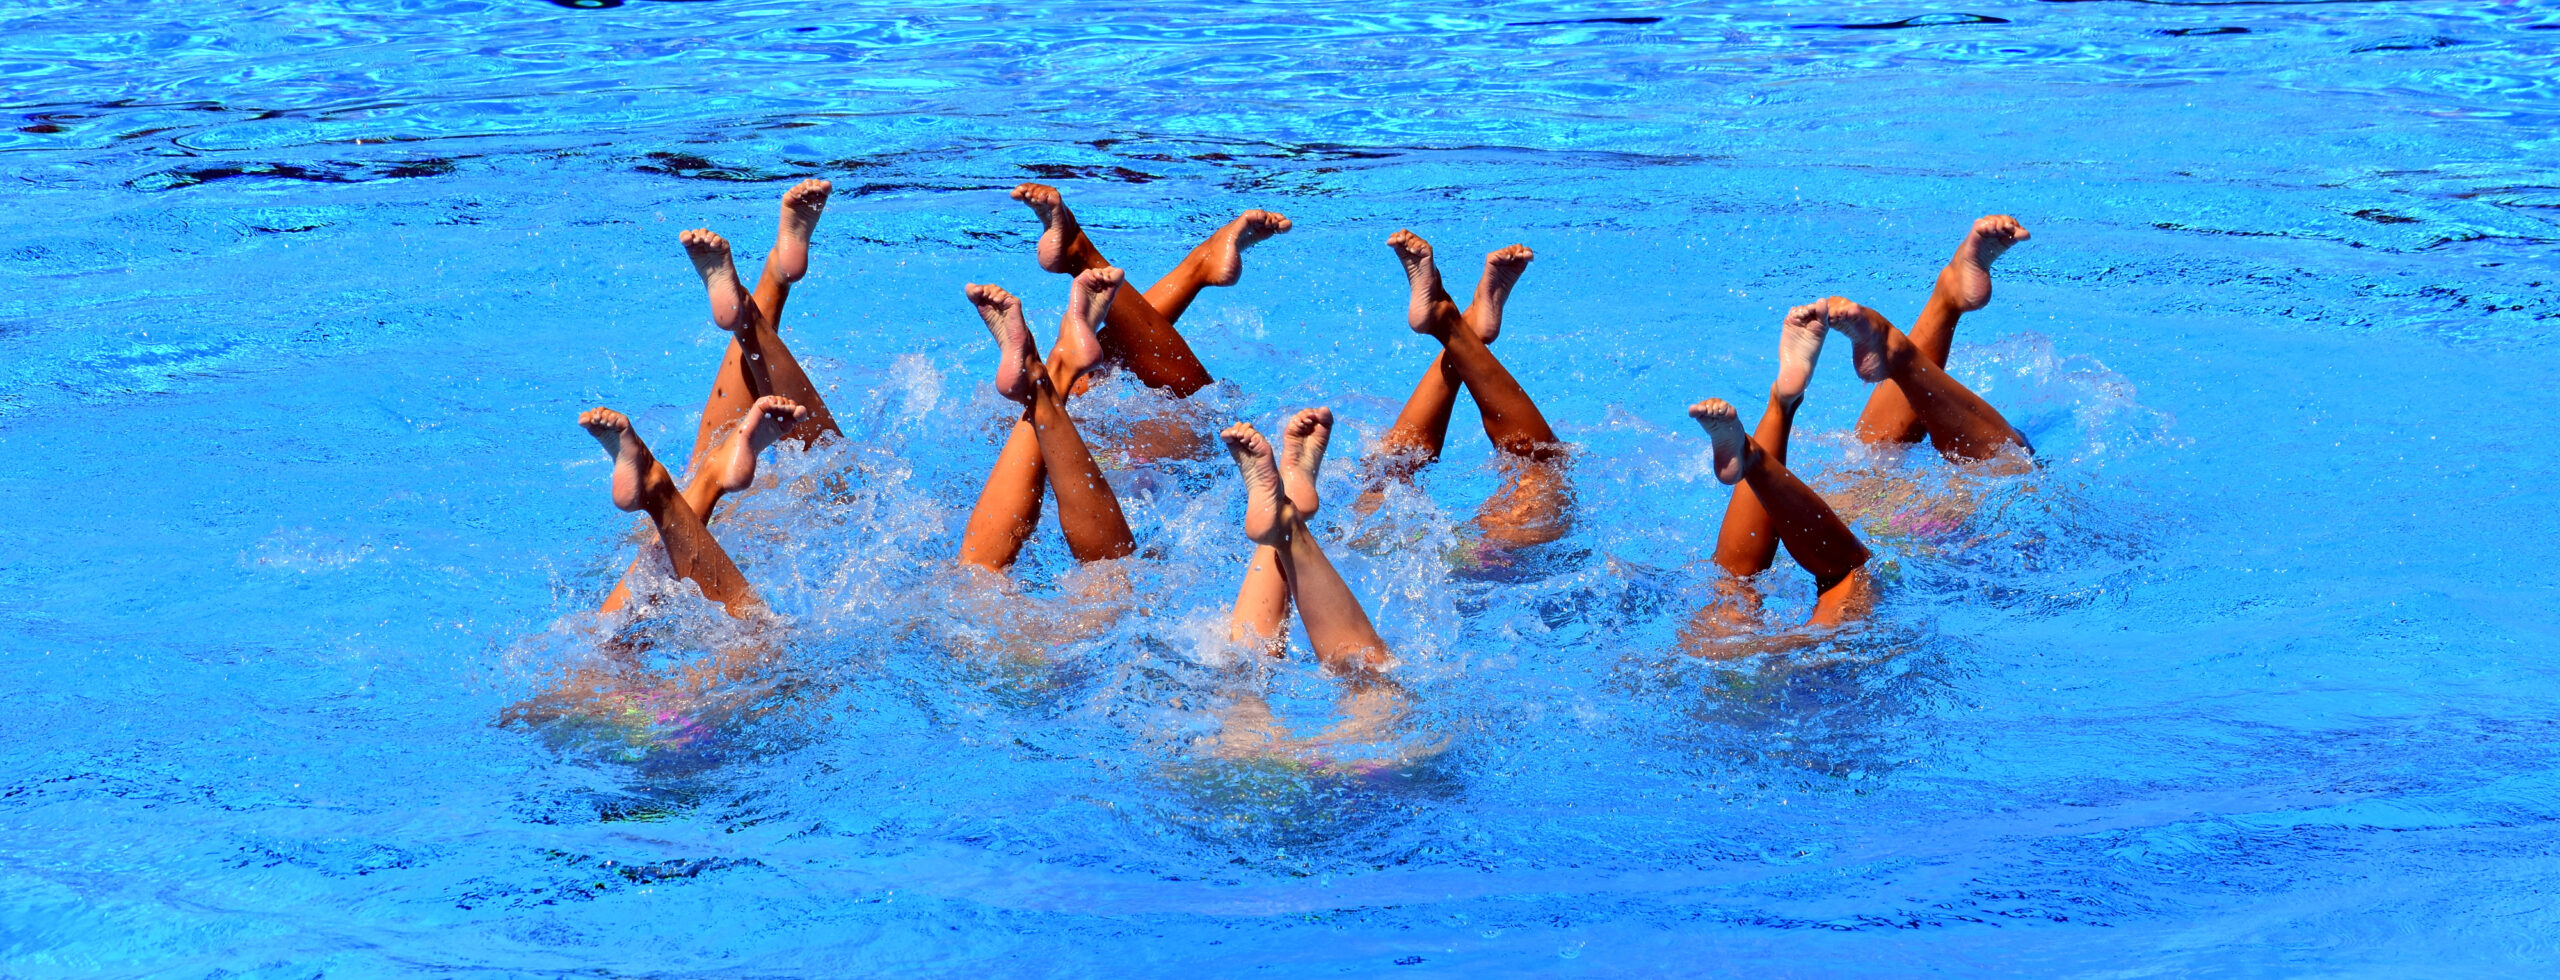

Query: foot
710;396;810;492
1937;214;2029;313
1687;398;1760;485
1817;296;1895;383
579;407;660;511
1386;229;1460;335
1220;423;1296;547
964;283;1039;404
680;229;750;333
1055;266;1121;389
1011;182;1086;274
1279;407;1334;516
1773;303;1827;405
1188;209;1293;288
1466;244;1533;344
766;178;833;286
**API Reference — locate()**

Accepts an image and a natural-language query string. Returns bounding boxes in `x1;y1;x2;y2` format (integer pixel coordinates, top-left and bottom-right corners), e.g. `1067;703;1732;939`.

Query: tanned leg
1012;182;1215;396
1144;209;1293;324
685;180;845;465
958;284;1053;573
1223;418;1391;679
1713;304;1825;577
1387;230;1559;460
1691;398;1874;625
600;395;810;615
1031;268;1138;563
1229;408;1331;653
1855;215;2030;445
1824;297;2030;461
1359;244;1533;495
580;408;761;618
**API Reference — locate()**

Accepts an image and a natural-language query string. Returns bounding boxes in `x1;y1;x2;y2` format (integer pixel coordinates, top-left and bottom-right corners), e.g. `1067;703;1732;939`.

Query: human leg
1228;408;1331;652
1143;209;1293;324
684;180;844;463
1013;182;1214;396
1713;304;1825;577
599;395;810;614
1027;268;1138;563
1223;417;1392;679
1690;398;1871;590
1359;245;1533;491
1823;297;2030;461
1854;215;2030;445
579;408;762;617
1387;230;1561;461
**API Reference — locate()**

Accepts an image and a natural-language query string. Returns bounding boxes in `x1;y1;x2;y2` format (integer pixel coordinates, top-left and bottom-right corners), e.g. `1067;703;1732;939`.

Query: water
5;0;2558;975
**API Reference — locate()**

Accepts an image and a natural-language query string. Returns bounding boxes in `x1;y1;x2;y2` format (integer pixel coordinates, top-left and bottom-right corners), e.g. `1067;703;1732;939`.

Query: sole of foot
1817;296;1893;383
1939;214;2030;313
1056;266;1122;386
1280;407;1334;516
1468;245;1534;344
680;228;750;333
1386;230;1452;335
1221;422;1295;547
965;283;1038;404
1687;398;1756;485
1773;303;1827;404
767;178;834;286
1011;182;1085;274
580;407;656;511
1195;209;1293;287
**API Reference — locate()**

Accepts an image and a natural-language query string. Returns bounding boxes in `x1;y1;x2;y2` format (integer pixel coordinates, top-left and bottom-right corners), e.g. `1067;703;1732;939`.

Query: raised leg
1223;417;1391;679
1143;209;1293;324
1714;304;1825;577
579;408;761;618
1013;182;1215;396
1691;398;1871;591
1824;297;2030;461
1229;408;1331;653
1360;244;1533;492
600;396;810;614
1854;215;2030;445
1387;231;1560;462
956;274;1136;571
685;180;845;464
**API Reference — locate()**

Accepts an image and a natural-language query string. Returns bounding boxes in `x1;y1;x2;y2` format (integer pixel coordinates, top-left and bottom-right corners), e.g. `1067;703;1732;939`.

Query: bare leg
1855;215;2031;445
1230;408;1331;652
1223;418;1391;678
686;180;845;464
1013;182;1215;396
600;396;810;614
1360;245;1532;494
1144;209;1293;324
1714;305;1825;577
579;408;761;617
1824;297;2030;461
1387;231;1560;461
1691;399;1871;590
956;276;1136;570
959;284;1054;573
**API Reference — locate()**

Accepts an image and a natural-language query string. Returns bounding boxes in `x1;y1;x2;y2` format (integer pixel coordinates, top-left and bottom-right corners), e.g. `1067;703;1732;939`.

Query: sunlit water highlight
4;1;2558;975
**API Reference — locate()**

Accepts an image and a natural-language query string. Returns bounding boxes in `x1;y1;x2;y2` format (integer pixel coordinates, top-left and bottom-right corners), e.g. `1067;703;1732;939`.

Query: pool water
6;1;2559;975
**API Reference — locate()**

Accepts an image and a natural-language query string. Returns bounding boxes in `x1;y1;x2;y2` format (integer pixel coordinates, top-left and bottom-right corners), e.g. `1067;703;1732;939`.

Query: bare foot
1773;303;1826;406
1817;296;1894;383
1386;229;1456;335
766;179;833;286
1686;398;1759;485
1188;209;1293;288
579;407;659;511
1466;244;1534;344
680;229;750;333
1221;423;1295;547
1011;182;1085;274
964;283;1038;404
1937;214;2029;313
710;396;810;492
1055;266;1121;389
1279;406;1333;516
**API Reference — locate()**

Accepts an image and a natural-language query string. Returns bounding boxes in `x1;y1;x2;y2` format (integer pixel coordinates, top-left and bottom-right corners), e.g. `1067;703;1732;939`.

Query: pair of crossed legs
596;179;848;615
1686;217;2034;642
1356;230;1571;552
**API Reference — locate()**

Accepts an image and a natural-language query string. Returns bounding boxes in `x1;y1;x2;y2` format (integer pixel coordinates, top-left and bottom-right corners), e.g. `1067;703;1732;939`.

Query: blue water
6;0;2559;975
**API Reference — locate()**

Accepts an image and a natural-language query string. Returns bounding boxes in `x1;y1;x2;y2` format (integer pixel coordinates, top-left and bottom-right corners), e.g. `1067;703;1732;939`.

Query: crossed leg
1689;398;1877;630
582;398;812;620
1853;215;2031;446
1371;230;1571;549
1822;296;2031;462
956;270;1138;573
1010;182;1290;398
683;179;846;465
1222;413;1392;678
